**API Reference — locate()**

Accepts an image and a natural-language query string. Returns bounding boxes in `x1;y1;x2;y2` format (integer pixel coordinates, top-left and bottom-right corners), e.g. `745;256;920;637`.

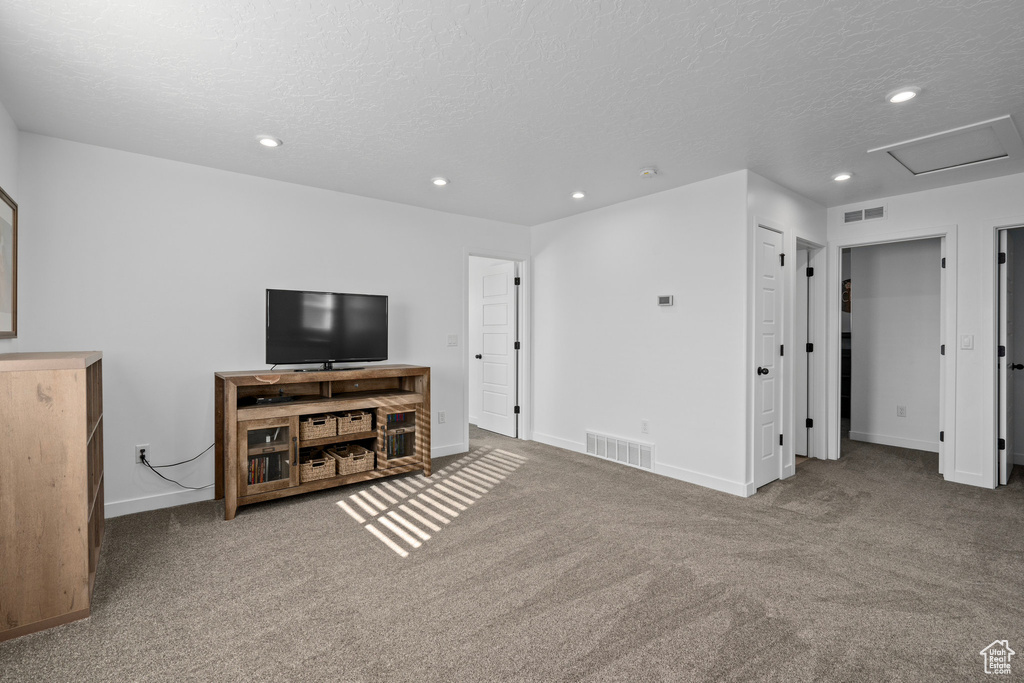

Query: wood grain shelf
216;365;431;520
0;351;104;642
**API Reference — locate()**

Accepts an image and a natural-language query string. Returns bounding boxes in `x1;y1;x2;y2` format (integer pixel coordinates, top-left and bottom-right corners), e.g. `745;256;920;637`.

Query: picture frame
0;184;17;339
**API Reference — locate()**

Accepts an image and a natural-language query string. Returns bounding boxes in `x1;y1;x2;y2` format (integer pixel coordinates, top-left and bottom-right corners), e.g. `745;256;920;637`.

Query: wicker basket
300;414;337;440
327;444;375;476
299;450;337;482
336;410;373;435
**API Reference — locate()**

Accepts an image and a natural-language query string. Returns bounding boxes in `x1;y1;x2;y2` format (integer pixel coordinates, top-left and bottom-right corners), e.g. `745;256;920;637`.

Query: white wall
0;99;18;354
828;171;1024;488
849;240;941;451
17;133;530;516
467;256;508;424
531;171;751;494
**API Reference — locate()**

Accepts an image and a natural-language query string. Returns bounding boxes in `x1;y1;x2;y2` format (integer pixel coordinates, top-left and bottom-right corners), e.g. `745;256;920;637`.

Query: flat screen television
266;289;388;368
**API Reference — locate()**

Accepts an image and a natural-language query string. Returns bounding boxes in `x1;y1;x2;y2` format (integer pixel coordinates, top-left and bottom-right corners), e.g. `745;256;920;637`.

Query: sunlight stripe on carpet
359;489;388;511
437;481;481;501
350;494;377;517
378;516;421;548
365;524;408;557
380;481;407;499
388;511;431;541
419;492;460;516
409;498;450;523
370;485;398;505
424;488;468;511
337;500;365;524
399;504;441;531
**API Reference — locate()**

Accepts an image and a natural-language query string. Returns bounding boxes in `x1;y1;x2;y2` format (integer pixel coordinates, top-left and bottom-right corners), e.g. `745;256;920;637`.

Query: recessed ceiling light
257;135;282;147
431;177;449;187
886;87;920;104
571;191;586;200
639;167;659;177
833;172;853;182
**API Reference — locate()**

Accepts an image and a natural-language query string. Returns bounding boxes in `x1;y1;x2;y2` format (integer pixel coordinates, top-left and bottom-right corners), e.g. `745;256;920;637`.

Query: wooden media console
215;365;430;520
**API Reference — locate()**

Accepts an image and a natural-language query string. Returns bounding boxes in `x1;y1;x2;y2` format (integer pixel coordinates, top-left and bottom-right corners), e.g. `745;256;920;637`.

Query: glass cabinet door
237;417;299;496
376;407;419;468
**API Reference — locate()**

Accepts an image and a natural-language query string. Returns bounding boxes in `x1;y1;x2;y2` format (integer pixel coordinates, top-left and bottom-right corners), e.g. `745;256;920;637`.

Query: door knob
1012;363;1024;371
475;354;483;359
757;366;770;376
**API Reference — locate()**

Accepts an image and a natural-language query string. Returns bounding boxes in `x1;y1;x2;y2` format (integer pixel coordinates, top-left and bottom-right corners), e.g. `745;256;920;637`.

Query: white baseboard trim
655;461;753;497
1014;452;1024;466
106;487;215;518
432;442;468;458
532;431;586;454
532;432;751;497
848;431;939;453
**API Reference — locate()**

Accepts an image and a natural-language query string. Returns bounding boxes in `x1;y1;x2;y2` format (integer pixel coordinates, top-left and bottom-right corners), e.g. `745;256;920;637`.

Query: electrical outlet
641;419;650;435
438;410;446;424
135;444;149;463
896;405;907;418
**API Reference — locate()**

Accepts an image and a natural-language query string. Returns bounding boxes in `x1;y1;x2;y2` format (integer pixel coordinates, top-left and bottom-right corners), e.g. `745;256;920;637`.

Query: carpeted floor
2;427;1022;682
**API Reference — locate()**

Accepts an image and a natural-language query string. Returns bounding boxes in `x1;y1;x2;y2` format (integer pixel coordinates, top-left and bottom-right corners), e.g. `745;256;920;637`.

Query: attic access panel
868;115;1024;176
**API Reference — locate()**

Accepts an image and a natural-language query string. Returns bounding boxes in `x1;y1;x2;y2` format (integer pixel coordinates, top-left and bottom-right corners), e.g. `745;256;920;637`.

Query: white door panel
754;226;783;488
476;260;517;437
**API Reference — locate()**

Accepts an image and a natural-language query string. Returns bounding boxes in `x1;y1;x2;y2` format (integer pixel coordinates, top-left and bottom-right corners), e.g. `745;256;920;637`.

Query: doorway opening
839;238;944;469
468;255;523;440
794;241;825;465
996;226;1024;485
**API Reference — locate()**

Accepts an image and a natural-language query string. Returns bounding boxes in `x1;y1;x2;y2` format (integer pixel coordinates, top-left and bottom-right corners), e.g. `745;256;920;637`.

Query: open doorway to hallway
840;239;944;469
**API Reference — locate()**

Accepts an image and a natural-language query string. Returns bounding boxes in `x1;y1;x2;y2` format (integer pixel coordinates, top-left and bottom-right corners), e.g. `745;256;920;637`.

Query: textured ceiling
0;0;1022;226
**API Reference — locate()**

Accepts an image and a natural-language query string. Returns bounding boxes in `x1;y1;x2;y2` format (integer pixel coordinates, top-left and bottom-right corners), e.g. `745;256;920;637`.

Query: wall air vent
868;115;1024;176
844;205;886;224
585;431;654;470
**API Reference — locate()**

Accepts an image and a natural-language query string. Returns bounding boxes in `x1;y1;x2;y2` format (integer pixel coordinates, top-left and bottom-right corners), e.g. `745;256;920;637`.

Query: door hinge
1000;345;1006;357
514;341;521;350
780;344;784;357
806;342;814;353
940;344;945;355
514;276;521;286
941;257;946;269
806;418;813;429
939;431;944;443
514;405;521;415
780;253;785;266
999;437;1005;450
779;434;784;446
999;252;1007;265
806;267;814;277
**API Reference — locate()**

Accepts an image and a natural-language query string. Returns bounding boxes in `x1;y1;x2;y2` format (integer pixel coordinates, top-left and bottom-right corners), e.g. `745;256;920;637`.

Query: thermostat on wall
658;295;674;306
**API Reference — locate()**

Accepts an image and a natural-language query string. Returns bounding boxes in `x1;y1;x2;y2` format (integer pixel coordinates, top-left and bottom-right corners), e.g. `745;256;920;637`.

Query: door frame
747;218;828;494
463;249;531;453
994;220;1024;483
826;225;957;478
793;239;826;464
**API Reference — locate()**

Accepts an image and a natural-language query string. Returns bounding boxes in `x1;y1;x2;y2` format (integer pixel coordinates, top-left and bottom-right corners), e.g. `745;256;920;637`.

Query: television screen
266;289;388;365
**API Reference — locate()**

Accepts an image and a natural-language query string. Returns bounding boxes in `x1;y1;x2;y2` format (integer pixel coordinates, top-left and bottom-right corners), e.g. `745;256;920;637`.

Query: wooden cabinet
238;416;300;497
215;365;431;520
0;352;104;642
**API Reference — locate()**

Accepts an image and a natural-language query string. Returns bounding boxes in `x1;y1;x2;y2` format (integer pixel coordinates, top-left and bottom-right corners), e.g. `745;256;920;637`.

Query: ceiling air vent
844;206;885;224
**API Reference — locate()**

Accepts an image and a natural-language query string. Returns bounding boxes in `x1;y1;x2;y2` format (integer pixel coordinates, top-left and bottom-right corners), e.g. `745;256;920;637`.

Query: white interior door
998;230;1015;485
796;249;810;457
754;226;783;488
475;260;517;437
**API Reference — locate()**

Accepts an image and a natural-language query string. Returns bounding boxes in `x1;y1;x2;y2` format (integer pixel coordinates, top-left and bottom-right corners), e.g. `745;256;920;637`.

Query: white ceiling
0;0;1022;226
